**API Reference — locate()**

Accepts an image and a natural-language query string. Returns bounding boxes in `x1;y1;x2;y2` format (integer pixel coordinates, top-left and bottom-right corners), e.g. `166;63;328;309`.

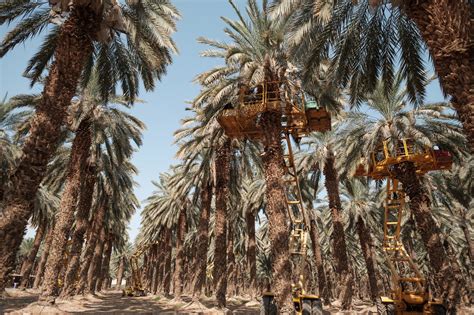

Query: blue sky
0;0;445;242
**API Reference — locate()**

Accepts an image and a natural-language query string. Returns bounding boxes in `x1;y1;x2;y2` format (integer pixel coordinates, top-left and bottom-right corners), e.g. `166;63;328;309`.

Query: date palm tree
340;178;381;302
0;0;179;292
74;155;139;295
429;158;474;266
272;0;473;152
41;88;145;302
18;185;58;290
0;96;31;202
298;131;354;308
196;0;298;308
338;74;468;310
140;168;191;299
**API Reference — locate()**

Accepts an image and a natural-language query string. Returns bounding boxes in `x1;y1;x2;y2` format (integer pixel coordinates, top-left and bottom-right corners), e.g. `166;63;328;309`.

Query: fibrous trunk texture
356;217;379;302
151;245;160;294
0;6;98;293
261;110;292;310
226;222;235;296
40;118;92;303
245;211;257;298
192;182;211;298
459;208;474;266
155;239;166;294
172;207;187;298
97;239;112;292
404;0;474;153
33;226;54;289
323;149;353;309
162;229;172;296
213;140;231;308
75;201;107;294
87;227;106;293
309;218;331;304
19;223;45;290
60;158;96;298
115;257;125;290
392;162;460;311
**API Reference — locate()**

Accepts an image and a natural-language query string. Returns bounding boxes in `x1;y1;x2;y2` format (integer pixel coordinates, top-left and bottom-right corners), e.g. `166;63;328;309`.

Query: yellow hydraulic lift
355;139;452;314
122;245;147;297
218;81;331;314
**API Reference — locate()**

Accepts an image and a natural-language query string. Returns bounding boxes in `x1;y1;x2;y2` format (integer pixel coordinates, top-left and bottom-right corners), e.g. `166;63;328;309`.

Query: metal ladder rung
384;248;402;251
287;200;301;204
386;222;399;225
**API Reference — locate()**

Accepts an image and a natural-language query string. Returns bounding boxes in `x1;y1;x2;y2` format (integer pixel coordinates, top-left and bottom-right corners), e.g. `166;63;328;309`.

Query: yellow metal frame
360;139;452;179
217;81;330;312
355;139;451;314
123;243;155;297
217;81;331;139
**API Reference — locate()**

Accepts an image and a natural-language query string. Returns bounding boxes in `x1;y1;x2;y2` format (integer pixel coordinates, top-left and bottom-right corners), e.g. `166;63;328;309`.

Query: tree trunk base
38;295;56;305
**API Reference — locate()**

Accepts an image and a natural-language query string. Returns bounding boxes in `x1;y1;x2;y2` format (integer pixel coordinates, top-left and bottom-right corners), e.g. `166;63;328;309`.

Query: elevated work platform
217;81;331;139
355;139;453;179
217;81;329;314
355;138;450;314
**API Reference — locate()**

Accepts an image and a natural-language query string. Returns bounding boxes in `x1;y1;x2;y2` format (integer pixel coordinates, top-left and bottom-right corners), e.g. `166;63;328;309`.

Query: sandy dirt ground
1;289;473;314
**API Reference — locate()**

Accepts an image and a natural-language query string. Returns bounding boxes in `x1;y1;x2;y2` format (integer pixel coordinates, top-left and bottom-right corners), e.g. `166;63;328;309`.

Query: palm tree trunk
19;223;45;290
142;253;150;291
155;241;165;294
40;118;92;303
260;110;293;310
355;217;379;302
323;149;353;309
87;227;107;293
0;7;99;293
213;140;231;308
227;222;235;296
75;201;107;295
116;257;125;290
245;211;257;298
404;0;474;153
391;161;460;310
60;158;96;298
97;239;112;292
459;208;474;266
172;207;187;298
162;229;172;296
192;182;211;298
309;218;331;304
33;226;54;289
152;245;160;294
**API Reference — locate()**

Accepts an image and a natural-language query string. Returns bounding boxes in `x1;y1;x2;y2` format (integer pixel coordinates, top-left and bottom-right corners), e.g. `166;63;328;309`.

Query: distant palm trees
0;0;179;293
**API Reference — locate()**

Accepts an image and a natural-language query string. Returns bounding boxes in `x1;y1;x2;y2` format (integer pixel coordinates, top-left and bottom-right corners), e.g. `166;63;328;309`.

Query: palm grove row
0;0;472;313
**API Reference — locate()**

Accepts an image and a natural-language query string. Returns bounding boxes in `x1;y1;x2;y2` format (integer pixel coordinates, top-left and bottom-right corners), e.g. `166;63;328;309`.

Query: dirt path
2;289;472;314
0;289;260;314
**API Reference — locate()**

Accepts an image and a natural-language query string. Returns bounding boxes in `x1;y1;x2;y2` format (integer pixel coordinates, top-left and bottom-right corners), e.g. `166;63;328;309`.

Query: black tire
376;299;395;315
311;299;323;315
260;295;278;315
302;299;323;315
431;304;447;315
302;299;312;315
